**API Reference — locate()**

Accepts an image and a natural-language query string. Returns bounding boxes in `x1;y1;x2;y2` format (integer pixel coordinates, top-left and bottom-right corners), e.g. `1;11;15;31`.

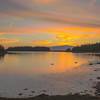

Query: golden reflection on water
0;52;100;97
0;52;89;75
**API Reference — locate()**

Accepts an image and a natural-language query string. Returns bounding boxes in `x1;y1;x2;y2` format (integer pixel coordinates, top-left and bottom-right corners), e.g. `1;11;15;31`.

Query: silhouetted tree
0;45;5;56
66;48;72;52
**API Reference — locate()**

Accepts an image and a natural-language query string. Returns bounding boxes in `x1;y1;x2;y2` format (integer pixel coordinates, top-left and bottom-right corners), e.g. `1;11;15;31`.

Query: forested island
7;46;50;51
0;45;50;55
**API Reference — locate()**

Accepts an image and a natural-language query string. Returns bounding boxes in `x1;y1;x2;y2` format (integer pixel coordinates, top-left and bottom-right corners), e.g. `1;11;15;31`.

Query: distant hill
50;45;73;51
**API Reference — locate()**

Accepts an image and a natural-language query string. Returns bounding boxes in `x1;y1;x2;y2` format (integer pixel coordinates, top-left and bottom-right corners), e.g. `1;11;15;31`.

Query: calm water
0;52;100;98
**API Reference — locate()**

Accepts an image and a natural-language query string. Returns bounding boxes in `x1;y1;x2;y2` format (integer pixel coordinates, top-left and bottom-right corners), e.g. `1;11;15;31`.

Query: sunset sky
0;0;100;47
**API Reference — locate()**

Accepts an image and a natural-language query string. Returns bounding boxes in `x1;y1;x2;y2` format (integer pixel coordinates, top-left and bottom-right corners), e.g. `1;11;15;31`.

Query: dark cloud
0;0;100;28
0;0;32;12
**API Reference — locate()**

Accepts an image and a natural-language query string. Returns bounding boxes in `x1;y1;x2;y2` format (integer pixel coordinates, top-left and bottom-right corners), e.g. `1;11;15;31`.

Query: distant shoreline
1;42;100;54
1;51;100;56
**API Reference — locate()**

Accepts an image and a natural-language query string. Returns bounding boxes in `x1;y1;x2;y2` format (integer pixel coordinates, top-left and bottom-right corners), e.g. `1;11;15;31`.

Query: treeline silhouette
0;45;6;56
0;42;100;54
7;46;50;51
72;43;100;53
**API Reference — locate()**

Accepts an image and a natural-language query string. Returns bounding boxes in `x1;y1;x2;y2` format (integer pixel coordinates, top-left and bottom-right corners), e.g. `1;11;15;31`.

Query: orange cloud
1;24;100;34
0;38;19;44
0;25;100;46
32;40;52;46
34;0;55;4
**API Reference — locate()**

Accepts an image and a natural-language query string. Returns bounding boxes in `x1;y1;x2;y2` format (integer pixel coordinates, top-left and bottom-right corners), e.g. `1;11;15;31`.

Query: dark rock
51;63;54;65
24;88;28;90
75;62;78;64
97;62;100;64
89;63;93;65
94;70;97;71
18;93;23;96
31;91;35;93
94;82;100;96
97;77;100;80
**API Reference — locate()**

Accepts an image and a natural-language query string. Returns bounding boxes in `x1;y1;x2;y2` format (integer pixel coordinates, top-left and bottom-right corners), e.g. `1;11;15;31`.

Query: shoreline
0;94;99;100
